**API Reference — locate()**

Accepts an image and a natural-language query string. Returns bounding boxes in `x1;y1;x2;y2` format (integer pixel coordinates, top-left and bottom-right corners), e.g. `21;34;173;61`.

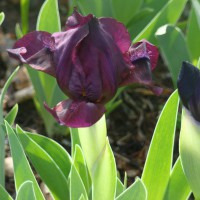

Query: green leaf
26;67;56;136
186;6;200;66
123;172;127;189
15;23;23;39
141;90;179;200
37;0;60;33
74;0;97;16
73;145;91;194
197;57;200;69
0;184;13;200
92;138;117;200
16;181;36;200
192;0;200;28
5;104;18;125
74;0;112;17
25;132;72;179
0;125;6;187
78;115;107;173
70;128;81;158
20;0;30;34
133;0;187;43
70;165;88;200
115;178;125;198
0;67;19;123
16;126;69;200
156;25;190;87
5;122;45;200
111;0;142;25
116;178;147;200
78;115;117;200
180;108;200;199
0;12;5;25
164;157;191;200
79;194;86;200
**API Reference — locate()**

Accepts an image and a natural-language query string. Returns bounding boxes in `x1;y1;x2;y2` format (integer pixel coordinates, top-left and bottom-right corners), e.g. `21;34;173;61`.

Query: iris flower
178;61;200;122
8;10;161;128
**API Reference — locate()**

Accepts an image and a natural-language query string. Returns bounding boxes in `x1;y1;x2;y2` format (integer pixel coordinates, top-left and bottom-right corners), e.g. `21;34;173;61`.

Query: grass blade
0;184;13;200
16;181;36;200
186;6;200;66
16;126;69;200
70;165;88;200
0;67;19;187
156;25;190;87
116;178;147;200
133;0;187;43
73;145;91;194
5;121;45;200
141;90;179;200
78;115;117;200
115;178;125;198
0;12;5;25
20;0;30;34
26;131;72;179
180;108;200;199
164;157;191;200
5;104;18;125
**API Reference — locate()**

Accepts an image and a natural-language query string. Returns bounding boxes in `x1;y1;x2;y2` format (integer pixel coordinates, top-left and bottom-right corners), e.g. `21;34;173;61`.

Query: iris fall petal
44;100;105;128
7;31;56;77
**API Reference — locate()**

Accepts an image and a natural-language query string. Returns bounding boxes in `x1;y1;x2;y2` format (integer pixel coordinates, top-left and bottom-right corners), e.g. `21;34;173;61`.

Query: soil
0;0;192;199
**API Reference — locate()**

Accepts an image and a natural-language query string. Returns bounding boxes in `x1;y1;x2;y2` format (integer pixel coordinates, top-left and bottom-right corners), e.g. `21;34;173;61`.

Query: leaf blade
141;90;179;200
16;181;36;200
5;122;45;200
116;178;147;200
16;126;69;200
156;25;190;87
164;157;191;200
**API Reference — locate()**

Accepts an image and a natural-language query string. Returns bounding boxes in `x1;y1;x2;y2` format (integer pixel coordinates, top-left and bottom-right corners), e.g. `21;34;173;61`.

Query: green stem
78;115;107;174
77;115;117;200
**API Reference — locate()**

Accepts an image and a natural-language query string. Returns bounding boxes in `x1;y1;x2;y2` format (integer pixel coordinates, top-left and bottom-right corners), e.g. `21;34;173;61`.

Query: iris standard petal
52;24;89;98
7;31;56;77
99;18;131;54
44;99;106;128
119;59;162;95
65;9;93;30
75;17;128;103
177;61;200;109
130;40;159;70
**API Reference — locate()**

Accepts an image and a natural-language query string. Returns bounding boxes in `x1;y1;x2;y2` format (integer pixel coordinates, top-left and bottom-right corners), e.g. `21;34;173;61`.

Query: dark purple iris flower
8;10;161;128
178;61;200;122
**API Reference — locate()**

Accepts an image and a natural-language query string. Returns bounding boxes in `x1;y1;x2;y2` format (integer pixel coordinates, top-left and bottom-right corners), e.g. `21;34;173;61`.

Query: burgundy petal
99;18;131;55
73;17;128;103
52;24;89;98
177;61;200;109
65;9;93;30
178;61;200;122
188;84;200;122
130;40;159;70
44;99;106;128
7;31;56;77
120;59;162;95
